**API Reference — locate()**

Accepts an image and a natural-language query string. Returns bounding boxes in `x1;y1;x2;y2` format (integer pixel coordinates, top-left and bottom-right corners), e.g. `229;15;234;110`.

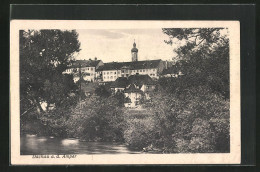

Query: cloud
77;29;126;39
75;29;176;63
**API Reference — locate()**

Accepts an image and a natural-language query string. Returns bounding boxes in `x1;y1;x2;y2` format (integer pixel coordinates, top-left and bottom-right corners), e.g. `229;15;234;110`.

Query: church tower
131;41;138;62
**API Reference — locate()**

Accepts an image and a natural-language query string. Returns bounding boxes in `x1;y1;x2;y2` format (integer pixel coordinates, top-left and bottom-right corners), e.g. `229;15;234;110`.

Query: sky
75;29;176;63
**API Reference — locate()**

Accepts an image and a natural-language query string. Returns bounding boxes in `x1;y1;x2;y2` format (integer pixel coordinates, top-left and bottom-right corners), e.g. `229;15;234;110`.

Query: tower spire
131;40;138;62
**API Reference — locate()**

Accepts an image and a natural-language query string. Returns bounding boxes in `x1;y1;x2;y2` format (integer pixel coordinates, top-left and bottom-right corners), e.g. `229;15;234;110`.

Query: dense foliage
65;95;125;141
146;86;229;153
162;28;229;98
20;29;80;114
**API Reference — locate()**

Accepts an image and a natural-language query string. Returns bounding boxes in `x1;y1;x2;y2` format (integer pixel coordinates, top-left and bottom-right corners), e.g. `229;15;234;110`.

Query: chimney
89;58;91;61
95;57;97;61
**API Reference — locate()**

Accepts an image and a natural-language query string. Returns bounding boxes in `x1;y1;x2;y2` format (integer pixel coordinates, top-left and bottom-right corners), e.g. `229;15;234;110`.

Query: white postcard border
10;20;240;165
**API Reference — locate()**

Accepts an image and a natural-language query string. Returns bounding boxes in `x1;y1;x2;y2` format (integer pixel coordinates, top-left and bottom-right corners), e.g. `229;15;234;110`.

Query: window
114;72;116;74
107;72;109;75
91;68;93;71
110;71;113;74
104;76;106;79
110;76;113;79
103;72;105;75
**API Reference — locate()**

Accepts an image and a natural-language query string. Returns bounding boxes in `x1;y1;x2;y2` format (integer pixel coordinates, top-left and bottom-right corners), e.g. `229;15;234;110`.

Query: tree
20;29;81;114
65;95;125;141
95;85;111;98
162;28;229;98
142;86;230;153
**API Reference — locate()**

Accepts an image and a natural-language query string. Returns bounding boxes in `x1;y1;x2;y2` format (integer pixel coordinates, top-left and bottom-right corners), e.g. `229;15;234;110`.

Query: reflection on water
21;135;140;155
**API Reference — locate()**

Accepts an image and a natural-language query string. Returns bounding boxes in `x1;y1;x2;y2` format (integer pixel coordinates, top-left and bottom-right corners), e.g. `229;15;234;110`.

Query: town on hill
62;41;180;108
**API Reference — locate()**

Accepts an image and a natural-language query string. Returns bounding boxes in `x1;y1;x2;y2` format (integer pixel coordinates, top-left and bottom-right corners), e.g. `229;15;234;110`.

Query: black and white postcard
10;20;240;164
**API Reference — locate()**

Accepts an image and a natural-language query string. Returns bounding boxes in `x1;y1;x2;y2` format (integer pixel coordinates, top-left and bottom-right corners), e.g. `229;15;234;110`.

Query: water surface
21;135;140;155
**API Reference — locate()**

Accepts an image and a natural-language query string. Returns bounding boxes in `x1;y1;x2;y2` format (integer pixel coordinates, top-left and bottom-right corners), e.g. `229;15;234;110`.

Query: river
21;134;140;155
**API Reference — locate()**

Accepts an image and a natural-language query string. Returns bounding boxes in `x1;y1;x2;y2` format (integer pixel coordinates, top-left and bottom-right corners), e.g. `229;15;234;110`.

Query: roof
124;84;143;94
131;42;138;52
69;60;102;68
96;62;123;71
128;74;155;87
97;60;162;71
110;74;155;89
131;47;138;52
110;77;129;88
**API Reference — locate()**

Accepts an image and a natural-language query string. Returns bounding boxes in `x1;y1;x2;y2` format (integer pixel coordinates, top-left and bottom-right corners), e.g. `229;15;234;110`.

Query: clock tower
131;41;138;62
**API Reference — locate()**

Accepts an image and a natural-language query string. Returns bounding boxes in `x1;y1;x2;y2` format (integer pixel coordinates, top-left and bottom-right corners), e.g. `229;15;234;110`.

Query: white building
124;84;144;108
64;42;170;83
95;42;166;82
97;60;164;82
63;58;103;83
110;74;156;108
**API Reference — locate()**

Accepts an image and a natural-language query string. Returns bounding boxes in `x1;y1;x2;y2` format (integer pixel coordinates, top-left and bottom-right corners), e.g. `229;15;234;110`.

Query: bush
65;95;126;141
123;117;156;150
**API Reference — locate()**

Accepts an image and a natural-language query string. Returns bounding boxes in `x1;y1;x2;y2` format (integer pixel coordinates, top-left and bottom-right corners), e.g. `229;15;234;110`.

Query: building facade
64;42;169;83
97;59;164;82
111;74;156;108
63;58;103;82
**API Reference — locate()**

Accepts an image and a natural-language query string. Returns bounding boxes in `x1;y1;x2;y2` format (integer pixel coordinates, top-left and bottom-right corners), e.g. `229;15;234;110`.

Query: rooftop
97;59;162;71
69;59;102;68
124;84;143;94
110;77;129;88
111;74;155;89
